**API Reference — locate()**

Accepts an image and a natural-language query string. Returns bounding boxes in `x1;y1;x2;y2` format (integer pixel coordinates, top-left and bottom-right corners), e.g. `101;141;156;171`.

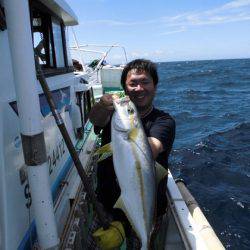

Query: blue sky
66;0;250;64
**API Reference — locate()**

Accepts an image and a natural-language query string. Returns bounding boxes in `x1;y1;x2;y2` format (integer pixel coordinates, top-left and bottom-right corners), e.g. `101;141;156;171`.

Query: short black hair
120;59;158;90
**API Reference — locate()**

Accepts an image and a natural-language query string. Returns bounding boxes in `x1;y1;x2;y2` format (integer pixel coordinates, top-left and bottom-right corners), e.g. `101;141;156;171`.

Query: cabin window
90;87;95;107
52;17;65;67
83;92;89;123
83;90;94;122
30;1;73;77
32;11;55;67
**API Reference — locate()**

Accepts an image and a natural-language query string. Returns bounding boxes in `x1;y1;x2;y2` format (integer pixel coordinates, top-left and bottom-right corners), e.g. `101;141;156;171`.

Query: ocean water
154;59;250;250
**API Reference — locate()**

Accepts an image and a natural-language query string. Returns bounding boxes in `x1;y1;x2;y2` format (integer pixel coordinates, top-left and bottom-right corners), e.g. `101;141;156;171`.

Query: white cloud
160;27;186;36
158;0;250;31
79;1;250;35
80;20;132;26
129;50;168;60
153;50;165;55
221;0;250;9
79;18;161;27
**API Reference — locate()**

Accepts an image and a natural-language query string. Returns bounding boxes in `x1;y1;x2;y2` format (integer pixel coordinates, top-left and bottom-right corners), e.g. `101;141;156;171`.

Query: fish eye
127;107;134;114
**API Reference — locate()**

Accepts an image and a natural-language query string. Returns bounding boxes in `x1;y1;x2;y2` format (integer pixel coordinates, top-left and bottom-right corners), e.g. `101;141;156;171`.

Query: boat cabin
0;1;97;249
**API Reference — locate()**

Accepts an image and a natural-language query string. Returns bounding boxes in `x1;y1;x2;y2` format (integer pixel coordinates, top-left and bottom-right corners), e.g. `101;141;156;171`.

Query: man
89;59;175;247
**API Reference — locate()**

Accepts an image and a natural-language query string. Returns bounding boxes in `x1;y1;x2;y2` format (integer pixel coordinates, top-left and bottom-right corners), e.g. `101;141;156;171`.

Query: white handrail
74;44;128;64
70;47;105;55
69;28;127;73
71;27;87;71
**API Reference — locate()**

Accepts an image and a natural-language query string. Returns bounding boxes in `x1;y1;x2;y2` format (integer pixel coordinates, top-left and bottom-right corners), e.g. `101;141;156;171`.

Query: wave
170;121;250;184
219;81;236;87
173;111;192;121
159;59;250;250
171;121;250;167
192;122;250;152
165;69;218;83
181;89;205;100
207;121;250;140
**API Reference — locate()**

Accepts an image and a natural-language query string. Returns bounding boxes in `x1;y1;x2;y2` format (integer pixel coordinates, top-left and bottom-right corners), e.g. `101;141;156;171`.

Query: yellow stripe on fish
131;143;148;239
128;127;139;141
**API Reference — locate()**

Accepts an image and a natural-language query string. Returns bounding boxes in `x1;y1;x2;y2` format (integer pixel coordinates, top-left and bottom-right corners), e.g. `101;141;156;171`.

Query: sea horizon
156;57;250;64
109;57;250;67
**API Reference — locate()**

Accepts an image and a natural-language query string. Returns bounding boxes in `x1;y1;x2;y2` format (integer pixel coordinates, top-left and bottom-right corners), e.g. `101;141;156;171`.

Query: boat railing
69;27;127;77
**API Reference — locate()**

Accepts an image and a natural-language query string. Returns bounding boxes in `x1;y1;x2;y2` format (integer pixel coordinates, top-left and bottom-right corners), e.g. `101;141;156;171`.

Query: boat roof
40;0;78;25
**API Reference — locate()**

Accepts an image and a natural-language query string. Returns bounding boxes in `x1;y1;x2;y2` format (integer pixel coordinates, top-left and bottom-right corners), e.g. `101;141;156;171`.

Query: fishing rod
34;55;110;230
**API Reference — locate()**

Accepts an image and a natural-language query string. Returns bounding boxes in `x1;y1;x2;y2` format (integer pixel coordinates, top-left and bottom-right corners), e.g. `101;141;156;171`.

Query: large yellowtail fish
111;96;156;249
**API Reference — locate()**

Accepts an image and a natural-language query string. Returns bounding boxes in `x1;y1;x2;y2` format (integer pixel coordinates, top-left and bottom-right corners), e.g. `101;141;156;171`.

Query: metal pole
4;0;59;249
71;27;87;71
35;56;110;229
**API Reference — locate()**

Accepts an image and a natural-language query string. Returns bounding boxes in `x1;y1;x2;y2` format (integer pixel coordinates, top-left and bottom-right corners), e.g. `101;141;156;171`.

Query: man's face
125;69;156;111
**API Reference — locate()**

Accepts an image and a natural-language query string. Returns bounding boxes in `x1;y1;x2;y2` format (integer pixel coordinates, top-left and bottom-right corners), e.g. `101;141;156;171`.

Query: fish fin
97;152;113;162
94;143;112;156
155;162;168;186
114;196;125;210
114;197;142;244
94;143;113;162
128;127;138;141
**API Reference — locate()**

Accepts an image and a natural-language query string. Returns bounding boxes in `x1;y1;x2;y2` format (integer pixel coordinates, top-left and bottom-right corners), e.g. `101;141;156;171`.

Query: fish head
112;96;139;133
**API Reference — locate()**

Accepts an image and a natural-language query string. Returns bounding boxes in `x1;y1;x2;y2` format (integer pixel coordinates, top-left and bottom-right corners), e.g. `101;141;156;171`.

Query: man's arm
148;137;164;160
147;114;176;160
89;94;114;127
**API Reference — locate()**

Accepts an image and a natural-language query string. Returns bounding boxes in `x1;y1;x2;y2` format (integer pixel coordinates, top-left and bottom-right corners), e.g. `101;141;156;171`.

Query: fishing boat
0;0;225;249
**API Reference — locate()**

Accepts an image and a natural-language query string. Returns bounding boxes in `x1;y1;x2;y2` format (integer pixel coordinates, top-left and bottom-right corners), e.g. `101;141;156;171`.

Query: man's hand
89;94;119;127
99;94;115;111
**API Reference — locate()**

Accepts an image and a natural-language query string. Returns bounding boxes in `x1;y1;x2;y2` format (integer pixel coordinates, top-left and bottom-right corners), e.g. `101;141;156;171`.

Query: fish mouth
113;96;130;106
113;98;136;116
113;117;131;132
112;96;138;132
